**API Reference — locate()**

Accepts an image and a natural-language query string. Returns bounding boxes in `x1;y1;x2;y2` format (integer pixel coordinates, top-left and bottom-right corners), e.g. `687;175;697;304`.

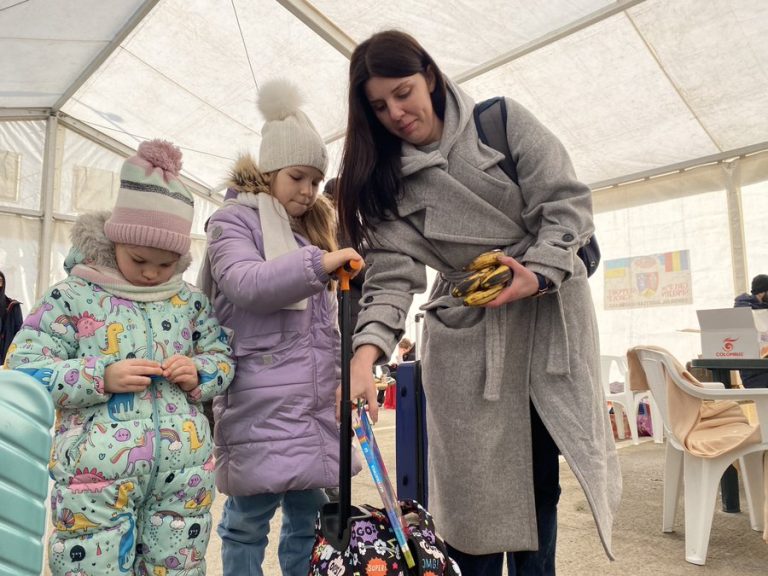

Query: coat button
562;233;574;242
363;296;374;304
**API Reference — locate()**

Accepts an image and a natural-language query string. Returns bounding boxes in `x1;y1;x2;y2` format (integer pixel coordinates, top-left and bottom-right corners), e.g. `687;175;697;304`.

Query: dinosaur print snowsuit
6;212;236;576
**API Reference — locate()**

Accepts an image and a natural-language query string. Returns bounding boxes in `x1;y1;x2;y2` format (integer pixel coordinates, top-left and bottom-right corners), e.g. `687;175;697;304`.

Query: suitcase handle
336;259;362;291
322;258;364;547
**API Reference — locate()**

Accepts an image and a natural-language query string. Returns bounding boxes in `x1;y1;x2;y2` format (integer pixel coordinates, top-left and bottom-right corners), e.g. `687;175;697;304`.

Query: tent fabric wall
0;120;44;212
593;189;731;363
0;213;42;312
591;152;768;364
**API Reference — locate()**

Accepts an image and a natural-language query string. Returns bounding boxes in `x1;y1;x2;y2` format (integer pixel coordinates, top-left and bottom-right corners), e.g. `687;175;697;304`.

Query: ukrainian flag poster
604;249;692;310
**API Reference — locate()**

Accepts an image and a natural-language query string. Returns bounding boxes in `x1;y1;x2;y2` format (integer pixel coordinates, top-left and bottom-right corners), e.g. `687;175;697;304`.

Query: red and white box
697;308;768;359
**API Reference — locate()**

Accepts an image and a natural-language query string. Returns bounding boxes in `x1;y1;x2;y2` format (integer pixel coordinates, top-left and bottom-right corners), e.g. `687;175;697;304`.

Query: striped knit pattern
105;140;194;255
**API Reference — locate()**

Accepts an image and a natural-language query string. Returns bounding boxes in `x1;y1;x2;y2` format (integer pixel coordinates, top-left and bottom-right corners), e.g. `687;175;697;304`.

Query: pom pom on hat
136;139;183;176
257;79;305;122
257;79;328;175
105;138;194;255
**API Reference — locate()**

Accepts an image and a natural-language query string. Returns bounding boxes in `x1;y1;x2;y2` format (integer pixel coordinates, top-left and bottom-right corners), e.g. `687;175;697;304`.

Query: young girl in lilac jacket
199;80;363;576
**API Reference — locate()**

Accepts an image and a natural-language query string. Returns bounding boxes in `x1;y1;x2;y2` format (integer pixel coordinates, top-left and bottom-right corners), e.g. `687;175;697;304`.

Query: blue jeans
218;489;328;576
447;405;561;576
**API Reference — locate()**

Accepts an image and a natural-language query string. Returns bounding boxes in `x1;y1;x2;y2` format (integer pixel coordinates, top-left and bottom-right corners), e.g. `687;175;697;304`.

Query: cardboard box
696;308;768;359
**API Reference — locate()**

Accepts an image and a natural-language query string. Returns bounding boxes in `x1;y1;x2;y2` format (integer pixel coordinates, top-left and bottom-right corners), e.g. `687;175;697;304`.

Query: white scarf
198;192;307;310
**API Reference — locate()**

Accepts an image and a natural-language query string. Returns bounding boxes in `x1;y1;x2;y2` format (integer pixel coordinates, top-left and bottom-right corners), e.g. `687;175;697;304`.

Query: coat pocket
421;306;487;403
422;299;485;330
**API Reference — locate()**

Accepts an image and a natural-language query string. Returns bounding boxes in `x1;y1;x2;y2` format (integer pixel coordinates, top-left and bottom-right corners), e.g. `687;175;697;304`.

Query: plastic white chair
633;347;768;565
601;355;662;444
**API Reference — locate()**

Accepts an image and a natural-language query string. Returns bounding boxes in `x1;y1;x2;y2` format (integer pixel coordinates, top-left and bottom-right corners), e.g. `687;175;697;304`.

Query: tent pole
454;0;646;84
590;142;768;191
275;0;355;58
724;161;748;296
36;114;59;299
58;114;220;205
52;1;161;113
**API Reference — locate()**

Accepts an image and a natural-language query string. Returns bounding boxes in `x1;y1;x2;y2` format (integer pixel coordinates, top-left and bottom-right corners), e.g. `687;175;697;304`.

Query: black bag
474;97;601;278
309;500;460;575
308;263;461;576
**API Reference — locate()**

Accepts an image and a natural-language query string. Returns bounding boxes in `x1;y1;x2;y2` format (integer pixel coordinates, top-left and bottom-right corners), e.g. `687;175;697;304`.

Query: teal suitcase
0;369;54;576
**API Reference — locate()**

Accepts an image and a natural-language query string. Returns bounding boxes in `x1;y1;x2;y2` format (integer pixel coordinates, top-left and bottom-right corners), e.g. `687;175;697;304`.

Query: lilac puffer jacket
207;201;357;495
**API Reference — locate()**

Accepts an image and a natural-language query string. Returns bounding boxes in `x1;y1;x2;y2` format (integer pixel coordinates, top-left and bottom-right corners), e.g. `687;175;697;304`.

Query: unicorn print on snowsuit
7;139;235;576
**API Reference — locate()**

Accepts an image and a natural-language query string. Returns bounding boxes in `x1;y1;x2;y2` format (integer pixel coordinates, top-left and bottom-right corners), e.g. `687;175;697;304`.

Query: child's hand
162;355;199;392
104;359;163;394
322;248;364;277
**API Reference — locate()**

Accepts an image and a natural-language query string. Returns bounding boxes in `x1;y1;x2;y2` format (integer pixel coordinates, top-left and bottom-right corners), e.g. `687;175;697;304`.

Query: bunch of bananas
451;250;513;306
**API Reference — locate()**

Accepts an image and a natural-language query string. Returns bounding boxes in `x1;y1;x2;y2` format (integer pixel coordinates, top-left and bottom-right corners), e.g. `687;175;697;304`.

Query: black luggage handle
319;259;362;549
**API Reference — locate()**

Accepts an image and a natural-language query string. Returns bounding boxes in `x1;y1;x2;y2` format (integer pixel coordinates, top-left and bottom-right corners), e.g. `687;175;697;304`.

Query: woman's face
364;71;443;146
272;166;324;217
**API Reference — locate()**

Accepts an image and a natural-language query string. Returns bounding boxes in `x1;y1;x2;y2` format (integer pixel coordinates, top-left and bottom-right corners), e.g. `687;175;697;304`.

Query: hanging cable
230;0;259;94
0;0;31;13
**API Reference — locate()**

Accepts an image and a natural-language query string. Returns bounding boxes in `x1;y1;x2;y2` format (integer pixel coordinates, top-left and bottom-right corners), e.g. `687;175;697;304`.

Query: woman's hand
336;344;380;423
485;255;540;308
322;248;364;277
162;355;200;392
104;359;163;394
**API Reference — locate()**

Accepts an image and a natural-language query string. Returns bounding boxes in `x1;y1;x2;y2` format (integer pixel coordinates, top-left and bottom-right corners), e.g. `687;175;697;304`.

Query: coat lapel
401;142;528;245
397;81;529;247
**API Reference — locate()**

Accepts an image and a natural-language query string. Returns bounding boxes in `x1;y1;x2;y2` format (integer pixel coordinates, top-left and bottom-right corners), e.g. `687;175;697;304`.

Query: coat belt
439;270;571;400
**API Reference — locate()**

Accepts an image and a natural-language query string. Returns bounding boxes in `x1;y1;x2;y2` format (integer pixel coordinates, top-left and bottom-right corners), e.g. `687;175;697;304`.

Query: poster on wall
604;250;692;310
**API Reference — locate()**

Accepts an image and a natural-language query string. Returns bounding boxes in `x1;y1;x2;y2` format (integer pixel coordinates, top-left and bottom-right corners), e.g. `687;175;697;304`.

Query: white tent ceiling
3;0;767;192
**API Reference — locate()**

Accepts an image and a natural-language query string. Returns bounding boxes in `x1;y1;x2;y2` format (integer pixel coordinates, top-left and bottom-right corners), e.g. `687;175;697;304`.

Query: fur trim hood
226;154;270;196
65;211;192;274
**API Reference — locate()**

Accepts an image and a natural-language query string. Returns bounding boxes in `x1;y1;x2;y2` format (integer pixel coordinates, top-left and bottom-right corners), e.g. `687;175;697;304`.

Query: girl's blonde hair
227;155;338;262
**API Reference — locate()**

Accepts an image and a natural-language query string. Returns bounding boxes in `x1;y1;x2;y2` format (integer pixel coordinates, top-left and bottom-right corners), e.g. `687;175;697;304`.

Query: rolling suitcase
0;370;55;576
308;262;460;576
394;360;428;507
396;311;429;506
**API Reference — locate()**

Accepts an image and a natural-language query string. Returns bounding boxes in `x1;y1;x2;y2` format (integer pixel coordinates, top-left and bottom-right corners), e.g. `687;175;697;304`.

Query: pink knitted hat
105;139;194;255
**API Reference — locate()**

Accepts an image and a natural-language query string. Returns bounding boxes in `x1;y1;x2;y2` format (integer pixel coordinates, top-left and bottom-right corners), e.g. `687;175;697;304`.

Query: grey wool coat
353;80;621;556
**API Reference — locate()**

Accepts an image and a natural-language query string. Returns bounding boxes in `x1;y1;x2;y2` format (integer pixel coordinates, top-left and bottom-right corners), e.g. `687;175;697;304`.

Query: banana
463;283;505;306
466;249;503;271
479;265;512;290
451;267;494;297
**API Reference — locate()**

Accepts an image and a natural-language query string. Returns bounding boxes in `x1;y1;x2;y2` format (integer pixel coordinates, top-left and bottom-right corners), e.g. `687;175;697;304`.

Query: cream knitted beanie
257;79;328;175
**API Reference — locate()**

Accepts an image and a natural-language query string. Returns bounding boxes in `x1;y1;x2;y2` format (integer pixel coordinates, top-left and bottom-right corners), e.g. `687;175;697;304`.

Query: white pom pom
257;79;304;121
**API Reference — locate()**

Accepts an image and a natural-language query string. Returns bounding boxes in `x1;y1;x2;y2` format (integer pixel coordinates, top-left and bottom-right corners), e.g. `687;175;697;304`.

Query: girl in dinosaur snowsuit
6;140;236;576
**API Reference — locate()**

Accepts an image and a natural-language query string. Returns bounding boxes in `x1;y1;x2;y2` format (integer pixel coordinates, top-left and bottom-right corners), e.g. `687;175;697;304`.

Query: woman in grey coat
336;30;620;576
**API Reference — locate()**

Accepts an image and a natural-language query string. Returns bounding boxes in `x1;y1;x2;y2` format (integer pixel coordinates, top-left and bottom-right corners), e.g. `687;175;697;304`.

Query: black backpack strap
473;97;518;186
474;97;600;278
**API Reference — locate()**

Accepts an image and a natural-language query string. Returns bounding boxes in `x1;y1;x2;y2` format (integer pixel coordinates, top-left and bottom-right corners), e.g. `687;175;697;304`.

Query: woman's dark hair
338;30;447;250
0;271;7;320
